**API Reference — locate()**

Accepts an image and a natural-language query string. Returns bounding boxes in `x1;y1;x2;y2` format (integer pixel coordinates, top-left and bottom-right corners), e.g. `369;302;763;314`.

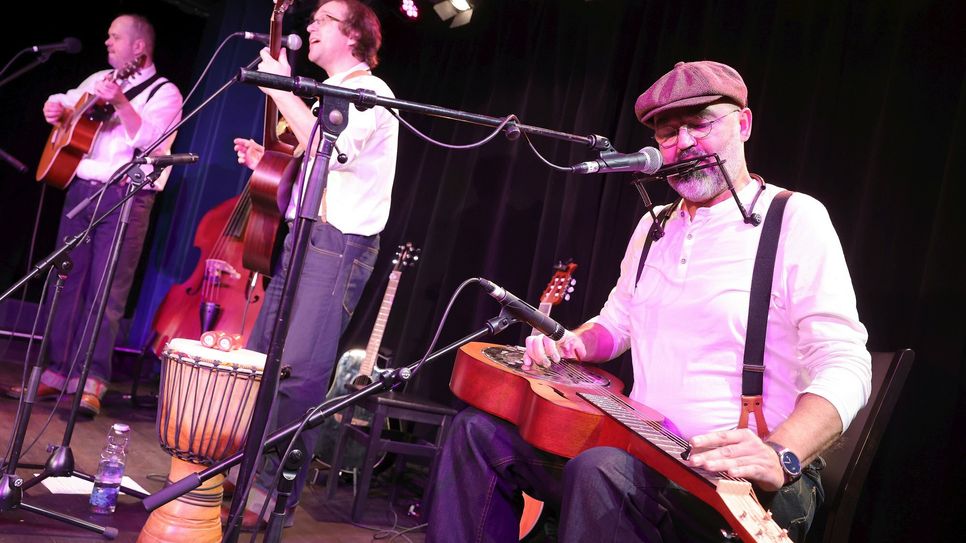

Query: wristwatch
765;441;802;486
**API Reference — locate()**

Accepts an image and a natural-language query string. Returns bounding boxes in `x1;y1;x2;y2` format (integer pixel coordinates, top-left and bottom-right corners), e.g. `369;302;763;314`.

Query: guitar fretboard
578;392;721;486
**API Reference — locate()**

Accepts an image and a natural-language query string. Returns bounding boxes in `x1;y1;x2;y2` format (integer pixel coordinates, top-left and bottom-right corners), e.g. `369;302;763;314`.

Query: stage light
433;0;473;28
400;0;419;19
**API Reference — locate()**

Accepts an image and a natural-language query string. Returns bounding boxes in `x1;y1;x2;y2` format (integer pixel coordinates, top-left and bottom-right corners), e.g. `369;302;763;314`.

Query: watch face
781;451;802;476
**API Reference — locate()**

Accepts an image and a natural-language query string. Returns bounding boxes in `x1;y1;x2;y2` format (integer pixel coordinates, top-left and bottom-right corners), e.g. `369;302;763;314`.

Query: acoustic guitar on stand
35;54;146;188
315;242;420;474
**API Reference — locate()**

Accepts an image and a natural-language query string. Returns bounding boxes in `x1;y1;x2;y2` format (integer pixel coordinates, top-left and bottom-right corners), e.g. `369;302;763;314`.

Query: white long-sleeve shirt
285;62;398;236
47;64;183;190
592;181;872;439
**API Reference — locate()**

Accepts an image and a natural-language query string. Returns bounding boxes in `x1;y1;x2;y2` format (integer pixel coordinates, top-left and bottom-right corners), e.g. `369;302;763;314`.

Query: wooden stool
325;391;457;522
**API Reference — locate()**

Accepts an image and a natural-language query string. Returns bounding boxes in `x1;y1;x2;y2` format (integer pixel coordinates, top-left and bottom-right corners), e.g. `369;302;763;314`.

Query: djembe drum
138;338;265;543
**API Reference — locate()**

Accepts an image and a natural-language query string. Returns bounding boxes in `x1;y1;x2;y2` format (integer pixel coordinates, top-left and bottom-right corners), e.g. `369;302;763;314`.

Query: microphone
30;37;82;55
478;278;567;341
571;146;662;175
133;153;200;167
241;32;303;51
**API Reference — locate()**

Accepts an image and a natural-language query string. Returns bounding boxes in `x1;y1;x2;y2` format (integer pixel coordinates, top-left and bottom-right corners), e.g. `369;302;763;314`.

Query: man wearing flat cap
425;61;870;543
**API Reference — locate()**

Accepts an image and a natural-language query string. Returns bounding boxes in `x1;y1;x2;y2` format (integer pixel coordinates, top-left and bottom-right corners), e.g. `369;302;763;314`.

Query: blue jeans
42;180;156;397
426;408;823;543
247;220;378;509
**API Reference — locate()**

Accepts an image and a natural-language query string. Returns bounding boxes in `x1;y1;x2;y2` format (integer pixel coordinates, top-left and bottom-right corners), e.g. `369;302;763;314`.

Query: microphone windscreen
63;37;82;54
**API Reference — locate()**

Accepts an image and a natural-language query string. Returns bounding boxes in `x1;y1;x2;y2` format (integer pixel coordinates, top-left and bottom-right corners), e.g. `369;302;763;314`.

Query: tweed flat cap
634;61;748;126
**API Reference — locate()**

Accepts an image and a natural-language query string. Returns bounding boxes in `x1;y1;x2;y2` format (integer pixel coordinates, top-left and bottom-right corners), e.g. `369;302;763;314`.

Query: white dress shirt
285;62;399;236
592;181;872;439
47;64;183;190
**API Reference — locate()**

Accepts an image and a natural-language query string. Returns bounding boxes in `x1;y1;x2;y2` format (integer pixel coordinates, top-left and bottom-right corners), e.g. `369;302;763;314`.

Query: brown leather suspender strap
738;189;793;438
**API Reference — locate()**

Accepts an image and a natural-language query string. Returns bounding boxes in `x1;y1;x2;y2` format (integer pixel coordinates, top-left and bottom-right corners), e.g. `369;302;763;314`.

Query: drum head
166;338;266;372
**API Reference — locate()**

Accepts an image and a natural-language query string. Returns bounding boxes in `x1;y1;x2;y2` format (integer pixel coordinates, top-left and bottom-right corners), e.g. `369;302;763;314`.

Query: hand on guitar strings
523;330;587;370
684;428;785;492
43;100;65;125
94;76;127;107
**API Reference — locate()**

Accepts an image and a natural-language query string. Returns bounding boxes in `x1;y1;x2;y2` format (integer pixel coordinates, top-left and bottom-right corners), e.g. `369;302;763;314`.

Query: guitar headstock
540;260;577;306
392;242;420;272
716;479;793;542
114;54;146;83
274;0;294;17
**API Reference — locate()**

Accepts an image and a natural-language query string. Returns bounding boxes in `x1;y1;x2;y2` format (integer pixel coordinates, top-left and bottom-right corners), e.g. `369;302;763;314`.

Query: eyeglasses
653;109;741;148
310;12;342;26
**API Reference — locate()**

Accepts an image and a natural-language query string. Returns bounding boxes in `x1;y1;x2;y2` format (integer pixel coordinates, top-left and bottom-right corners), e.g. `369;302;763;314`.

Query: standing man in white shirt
2;14;182;418
232;0;398;530
425;61;871;543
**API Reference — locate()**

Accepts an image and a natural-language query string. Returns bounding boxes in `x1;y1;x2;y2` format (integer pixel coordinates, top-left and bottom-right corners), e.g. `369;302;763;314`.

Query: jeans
426;408;823;543
42;179;156;397
246;220;378;509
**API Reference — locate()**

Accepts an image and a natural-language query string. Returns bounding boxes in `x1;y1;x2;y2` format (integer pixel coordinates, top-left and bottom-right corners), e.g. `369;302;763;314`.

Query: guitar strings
553;358;747;485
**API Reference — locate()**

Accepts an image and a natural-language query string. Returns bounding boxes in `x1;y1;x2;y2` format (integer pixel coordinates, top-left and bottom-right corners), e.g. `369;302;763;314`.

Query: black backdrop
1;1;964;541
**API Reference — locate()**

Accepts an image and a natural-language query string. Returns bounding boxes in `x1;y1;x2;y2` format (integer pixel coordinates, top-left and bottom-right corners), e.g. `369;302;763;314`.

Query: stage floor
0;341;427;542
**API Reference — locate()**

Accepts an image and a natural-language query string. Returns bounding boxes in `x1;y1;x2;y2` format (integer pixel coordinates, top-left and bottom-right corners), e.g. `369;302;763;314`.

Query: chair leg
351;404;389;523
326;406;354;500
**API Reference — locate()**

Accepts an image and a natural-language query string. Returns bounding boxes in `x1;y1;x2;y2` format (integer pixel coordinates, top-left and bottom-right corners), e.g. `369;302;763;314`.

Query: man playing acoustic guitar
426;61;871;543
2;14;182;418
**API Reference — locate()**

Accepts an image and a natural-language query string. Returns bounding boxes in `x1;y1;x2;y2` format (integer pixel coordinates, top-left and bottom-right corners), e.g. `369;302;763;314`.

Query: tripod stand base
138;459;224;543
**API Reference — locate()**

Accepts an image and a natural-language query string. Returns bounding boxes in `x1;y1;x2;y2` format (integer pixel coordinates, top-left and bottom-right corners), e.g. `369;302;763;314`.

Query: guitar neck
580;392;720;486
579;392;790;543
359;271;400;375
531;302;554;337
263;1;294;153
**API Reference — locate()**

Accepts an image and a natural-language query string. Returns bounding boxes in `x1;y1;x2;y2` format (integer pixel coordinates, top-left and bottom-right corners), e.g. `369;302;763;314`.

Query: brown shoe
2;382;62;400
78;393;101;417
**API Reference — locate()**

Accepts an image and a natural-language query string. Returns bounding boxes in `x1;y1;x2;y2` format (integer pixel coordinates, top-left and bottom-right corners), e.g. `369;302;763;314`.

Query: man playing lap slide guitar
427;60;871;543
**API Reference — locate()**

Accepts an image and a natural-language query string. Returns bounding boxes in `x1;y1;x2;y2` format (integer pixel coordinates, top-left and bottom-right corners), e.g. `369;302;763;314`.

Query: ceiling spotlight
433;0;473;28
400;0;419;19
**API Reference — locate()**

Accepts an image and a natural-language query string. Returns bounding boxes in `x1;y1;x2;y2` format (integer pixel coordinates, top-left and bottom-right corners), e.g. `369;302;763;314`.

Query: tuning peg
564;294;571;301
570;278;577;285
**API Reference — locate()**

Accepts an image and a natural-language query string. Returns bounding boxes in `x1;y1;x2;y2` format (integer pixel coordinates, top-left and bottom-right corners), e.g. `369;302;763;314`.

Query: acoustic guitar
315;242;420;472
35;54;146;188
241;0;300;275
450;342;792;543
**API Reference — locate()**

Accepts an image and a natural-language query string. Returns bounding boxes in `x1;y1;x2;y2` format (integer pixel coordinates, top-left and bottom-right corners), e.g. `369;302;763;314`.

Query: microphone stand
0;58;256;540
144;310;520;543
238;68;615;153
222;89;348;543
0;51;53;89
0;163;162;540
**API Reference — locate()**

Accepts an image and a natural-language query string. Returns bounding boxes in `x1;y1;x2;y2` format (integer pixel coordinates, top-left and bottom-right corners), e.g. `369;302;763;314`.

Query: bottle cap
112;423;131;433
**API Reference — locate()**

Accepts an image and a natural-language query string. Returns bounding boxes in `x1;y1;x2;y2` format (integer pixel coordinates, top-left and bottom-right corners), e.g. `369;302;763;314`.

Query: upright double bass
148;0;298;352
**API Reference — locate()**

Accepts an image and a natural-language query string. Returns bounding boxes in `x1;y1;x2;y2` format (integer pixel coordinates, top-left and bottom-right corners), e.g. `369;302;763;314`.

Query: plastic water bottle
89;423;130;514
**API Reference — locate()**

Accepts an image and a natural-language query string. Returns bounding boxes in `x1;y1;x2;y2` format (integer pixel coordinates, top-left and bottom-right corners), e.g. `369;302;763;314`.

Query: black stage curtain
0;1;963;541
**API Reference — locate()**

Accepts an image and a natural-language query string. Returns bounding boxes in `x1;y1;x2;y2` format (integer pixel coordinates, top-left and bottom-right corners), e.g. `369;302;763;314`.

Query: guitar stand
0;166;162;539
143;311;520;543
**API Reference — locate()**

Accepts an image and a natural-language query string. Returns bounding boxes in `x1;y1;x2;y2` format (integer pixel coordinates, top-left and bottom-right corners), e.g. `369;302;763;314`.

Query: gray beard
668;165;728;203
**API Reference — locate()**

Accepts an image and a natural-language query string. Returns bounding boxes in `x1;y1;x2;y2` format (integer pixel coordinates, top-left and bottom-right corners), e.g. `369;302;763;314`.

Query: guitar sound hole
481;346;610;387
349;374;373;391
